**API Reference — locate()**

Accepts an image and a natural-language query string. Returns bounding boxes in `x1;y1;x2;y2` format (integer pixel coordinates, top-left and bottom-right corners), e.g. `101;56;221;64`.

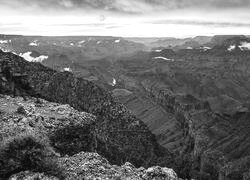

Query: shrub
16;105;27;115
0;133;64;179
49;124;94;156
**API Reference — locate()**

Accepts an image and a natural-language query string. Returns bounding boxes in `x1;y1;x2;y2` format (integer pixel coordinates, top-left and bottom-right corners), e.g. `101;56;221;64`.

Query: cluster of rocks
0;95;179;180
9;152;178;180
57;152;178;180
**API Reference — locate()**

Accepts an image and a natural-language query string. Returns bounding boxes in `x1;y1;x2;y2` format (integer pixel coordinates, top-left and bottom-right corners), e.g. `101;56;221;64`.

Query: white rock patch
19;52;48;62
153;57;174;61
0;40;9;44
78;40;85;44
200;46;211;51
115;39;121;43
239;42;250;50
154;49;162;52
29;40;38;46
109;78;117;86
228;45;236;51
0;47;10;52
63;67;72;72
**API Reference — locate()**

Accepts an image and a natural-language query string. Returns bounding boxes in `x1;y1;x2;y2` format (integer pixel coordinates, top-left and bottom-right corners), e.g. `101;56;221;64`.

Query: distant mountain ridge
0;35;147;70
126;35;250;51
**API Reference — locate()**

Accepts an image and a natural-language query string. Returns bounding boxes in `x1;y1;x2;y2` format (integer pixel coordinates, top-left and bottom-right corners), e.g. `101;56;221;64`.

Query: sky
0;0;250;37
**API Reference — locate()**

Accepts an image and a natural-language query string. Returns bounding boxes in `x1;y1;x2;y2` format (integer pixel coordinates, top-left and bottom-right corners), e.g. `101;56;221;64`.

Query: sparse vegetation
49;124;94;156
16;105;27;115
0;133;65;179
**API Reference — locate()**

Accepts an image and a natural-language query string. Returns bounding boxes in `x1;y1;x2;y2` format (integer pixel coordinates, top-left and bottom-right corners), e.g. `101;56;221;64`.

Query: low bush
0;133;64;179
49;124;94;156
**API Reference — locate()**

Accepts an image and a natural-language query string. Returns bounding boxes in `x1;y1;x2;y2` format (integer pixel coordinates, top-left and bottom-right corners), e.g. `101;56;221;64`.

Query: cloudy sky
0;0;250;37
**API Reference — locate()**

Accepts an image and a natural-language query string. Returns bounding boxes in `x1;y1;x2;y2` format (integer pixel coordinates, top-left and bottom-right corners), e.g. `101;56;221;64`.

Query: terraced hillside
0;50;173;170
105;37;250;179
0;95;179;180
1;35;250;179
61;36;250;179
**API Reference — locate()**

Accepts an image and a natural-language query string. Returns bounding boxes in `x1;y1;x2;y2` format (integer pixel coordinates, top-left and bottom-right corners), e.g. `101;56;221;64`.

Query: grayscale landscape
0;0;250;180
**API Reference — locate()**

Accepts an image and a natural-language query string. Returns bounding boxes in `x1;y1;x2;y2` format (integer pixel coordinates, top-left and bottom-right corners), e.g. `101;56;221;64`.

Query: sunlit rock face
0;40;10;44
239;42;250;50
227;45;236;51
19;52;48;62
29;40;39;46
152;56;175;61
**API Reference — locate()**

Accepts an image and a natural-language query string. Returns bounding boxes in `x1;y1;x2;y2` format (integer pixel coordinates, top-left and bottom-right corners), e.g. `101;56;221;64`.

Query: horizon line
1;33;250;39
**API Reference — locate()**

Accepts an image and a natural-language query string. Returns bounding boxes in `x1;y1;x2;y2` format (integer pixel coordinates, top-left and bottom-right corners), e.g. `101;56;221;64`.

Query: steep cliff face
0;50;171;169
113;55;250;179
143;81;250;179
0;95;179;180
93;46;250;179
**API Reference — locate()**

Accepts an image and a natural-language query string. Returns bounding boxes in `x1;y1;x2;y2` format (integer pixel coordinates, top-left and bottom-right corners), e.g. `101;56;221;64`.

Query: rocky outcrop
58;152;178;180
9;152;178;180
0;95;97;153
0;50;171;169
0;95;179;180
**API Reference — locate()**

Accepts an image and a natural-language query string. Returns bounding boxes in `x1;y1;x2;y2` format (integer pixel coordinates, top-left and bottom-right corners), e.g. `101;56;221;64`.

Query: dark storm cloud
2;0;250;14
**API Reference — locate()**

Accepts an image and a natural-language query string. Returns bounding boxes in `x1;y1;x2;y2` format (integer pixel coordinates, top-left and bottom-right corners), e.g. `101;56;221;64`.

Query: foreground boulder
0;95;97;155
